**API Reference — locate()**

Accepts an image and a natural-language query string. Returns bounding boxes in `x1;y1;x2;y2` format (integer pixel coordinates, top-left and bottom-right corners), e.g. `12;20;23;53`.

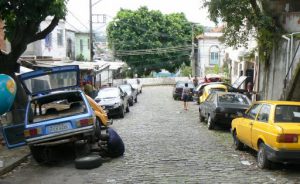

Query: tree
107;6;203;76
203;0;282;63
0;0;67;74
0;0;67;121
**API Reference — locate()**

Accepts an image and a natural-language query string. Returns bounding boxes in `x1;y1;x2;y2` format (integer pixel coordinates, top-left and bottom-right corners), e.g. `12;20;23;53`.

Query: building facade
196;30;225;78
75;32;90;61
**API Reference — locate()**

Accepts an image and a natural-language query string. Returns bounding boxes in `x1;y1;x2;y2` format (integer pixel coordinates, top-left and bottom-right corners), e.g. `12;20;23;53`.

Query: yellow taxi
199;83;228;103
231;101;300;169
85;95;112;127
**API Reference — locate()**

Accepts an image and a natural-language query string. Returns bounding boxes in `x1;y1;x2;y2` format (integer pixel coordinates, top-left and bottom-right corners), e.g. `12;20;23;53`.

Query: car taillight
24;128;42;137
77;118;94;127
277;134;298;143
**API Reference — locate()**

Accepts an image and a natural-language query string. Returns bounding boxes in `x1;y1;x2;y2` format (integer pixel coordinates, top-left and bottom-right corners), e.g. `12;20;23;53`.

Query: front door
238;104;262;147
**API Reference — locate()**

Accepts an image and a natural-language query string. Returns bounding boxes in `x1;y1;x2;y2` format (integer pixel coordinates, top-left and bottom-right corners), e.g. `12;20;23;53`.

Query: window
257;105;271;122
209;45;220;65
246;104;262;120
45;33;52;48
210;52;219;65
275;105;300;123
206;94;215;102
57;29;64;46
80;39;83;53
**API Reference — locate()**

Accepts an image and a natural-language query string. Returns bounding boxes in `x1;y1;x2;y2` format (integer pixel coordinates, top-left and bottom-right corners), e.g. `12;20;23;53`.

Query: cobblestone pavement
1;86;300;184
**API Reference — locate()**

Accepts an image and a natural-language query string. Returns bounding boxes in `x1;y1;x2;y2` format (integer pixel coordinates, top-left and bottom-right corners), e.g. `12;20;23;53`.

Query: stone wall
258;40;300;100
113;77;190;87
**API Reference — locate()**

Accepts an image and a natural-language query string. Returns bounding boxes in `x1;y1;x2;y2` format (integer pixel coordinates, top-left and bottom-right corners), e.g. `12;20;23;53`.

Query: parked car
128;79;142;94
119;84;138;106
194;75;250;103
193;82;210;103
231;101;300;169
85;95;112;127
94;87;130;118
2;65;100;163
199;92;251;130
172;81;194;101
199;83;228;104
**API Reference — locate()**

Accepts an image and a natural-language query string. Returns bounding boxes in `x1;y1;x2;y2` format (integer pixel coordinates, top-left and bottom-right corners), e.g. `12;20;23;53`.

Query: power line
115;47;192;56
67;9;89;30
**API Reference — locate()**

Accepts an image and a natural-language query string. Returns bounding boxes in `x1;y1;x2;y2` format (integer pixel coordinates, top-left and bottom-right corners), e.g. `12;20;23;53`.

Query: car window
209;88;226;93
98;88;119;98
206;94;215;102
257;105;271;122
217;93;250;105
275;105;300;123
245;104;262;120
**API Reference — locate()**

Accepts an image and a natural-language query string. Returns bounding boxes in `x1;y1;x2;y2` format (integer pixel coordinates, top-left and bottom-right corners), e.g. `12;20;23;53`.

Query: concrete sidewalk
0;145;30;176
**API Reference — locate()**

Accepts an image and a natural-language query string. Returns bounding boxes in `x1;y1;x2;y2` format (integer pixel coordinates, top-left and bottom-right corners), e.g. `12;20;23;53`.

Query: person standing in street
182;83;190;110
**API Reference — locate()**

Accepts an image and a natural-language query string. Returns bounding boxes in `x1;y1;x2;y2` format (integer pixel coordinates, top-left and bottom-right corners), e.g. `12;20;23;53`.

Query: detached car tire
75;155;102;169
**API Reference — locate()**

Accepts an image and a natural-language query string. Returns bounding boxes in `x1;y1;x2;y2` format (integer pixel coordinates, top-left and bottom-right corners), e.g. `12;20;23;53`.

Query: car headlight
113;103;121;108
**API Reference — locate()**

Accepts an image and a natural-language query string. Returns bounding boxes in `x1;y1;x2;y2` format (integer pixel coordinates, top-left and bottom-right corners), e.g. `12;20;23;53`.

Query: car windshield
176;82;194;88
23;71;77;95
275;105;300;123
218;94;250;105
28;92;87;124
209;88;226;93
119;85;131;93
97;88;119;98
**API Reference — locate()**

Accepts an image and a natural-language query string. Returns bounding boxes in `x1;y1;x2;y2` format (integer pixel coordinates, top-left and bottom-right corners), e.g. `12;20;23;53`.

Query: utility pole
89;0;93;62
191;24;195;76
89;0;106;62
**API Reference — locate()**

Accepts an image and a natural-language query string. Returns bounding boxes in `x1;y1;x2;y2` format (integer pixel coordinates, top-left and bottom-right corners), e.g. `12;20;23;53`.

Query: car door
2;122;26;149
207;94;217;118
202;94;214;118
238;104;262;147
251;104;272;150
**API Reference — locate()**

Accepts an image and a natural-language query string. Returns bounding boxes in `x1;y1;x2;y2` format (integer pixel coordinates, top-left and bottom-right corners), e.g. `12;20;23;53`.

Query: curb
0;153;30;176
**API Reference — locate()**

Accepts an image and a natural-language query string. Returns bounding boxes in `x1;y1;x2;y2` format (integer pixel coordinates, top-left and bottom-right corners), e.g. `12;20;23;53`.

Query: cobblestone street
1;86;300;184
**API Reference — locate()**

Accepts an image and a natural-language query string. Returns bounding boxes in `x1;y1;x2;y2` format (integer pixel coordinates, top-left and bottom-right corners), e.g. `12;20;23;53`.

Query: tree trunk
0;55;28;125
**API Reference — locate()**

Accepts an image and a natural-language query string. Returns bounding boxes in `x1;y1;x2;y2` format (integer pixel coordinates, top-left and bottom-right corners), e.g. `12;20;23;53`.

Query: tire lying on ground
75;155;102;169
106;128;125;158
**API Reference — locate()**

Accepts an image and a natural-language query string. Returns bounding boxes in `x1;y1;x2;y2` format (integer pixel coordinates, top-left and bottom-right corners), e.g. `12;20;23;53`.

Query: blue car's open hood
19;65;80;96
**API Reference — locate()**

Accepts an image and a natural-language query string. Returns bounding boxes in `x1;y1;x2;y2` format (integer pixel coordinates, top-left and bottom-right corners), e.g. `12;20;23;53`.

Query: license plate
47;122;71;133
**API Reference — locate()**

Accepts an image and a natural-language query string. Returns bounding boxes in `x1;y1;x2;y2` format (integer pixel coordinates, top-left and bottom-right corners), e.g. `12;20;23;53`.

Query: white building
196;28;225;77
22;17;68;58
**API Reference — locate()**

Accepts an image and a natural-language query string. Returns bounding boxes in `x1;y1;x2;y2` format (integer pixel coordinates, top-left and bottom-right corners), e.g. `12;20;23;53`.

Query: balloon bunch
0;74;16;115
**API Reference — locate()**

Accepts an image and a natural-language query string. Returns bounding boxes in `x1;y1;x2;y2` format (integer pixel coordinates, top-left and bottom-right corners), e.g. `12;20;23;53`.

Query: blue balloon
0;74;17;115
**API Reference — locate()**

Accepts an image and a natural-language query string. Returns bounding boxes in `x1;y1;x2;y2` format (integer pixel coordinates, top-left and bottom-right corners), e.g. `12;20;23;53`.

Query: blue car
2;65;98;163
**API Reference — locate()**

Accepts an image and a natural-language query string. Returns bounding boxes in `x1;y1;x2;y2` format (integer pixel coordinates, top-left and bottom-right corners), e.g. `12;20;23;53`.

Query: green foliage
180;65;192;77
0;0;68;74
107;6;203;76
76;54;85;61
204;0;282;63
0;0;67;42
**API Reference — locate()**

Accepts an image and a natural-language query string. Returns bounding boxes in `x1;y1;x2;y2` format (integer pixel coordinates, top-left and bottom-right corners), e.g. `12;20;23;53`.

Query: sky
66;0;216;32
